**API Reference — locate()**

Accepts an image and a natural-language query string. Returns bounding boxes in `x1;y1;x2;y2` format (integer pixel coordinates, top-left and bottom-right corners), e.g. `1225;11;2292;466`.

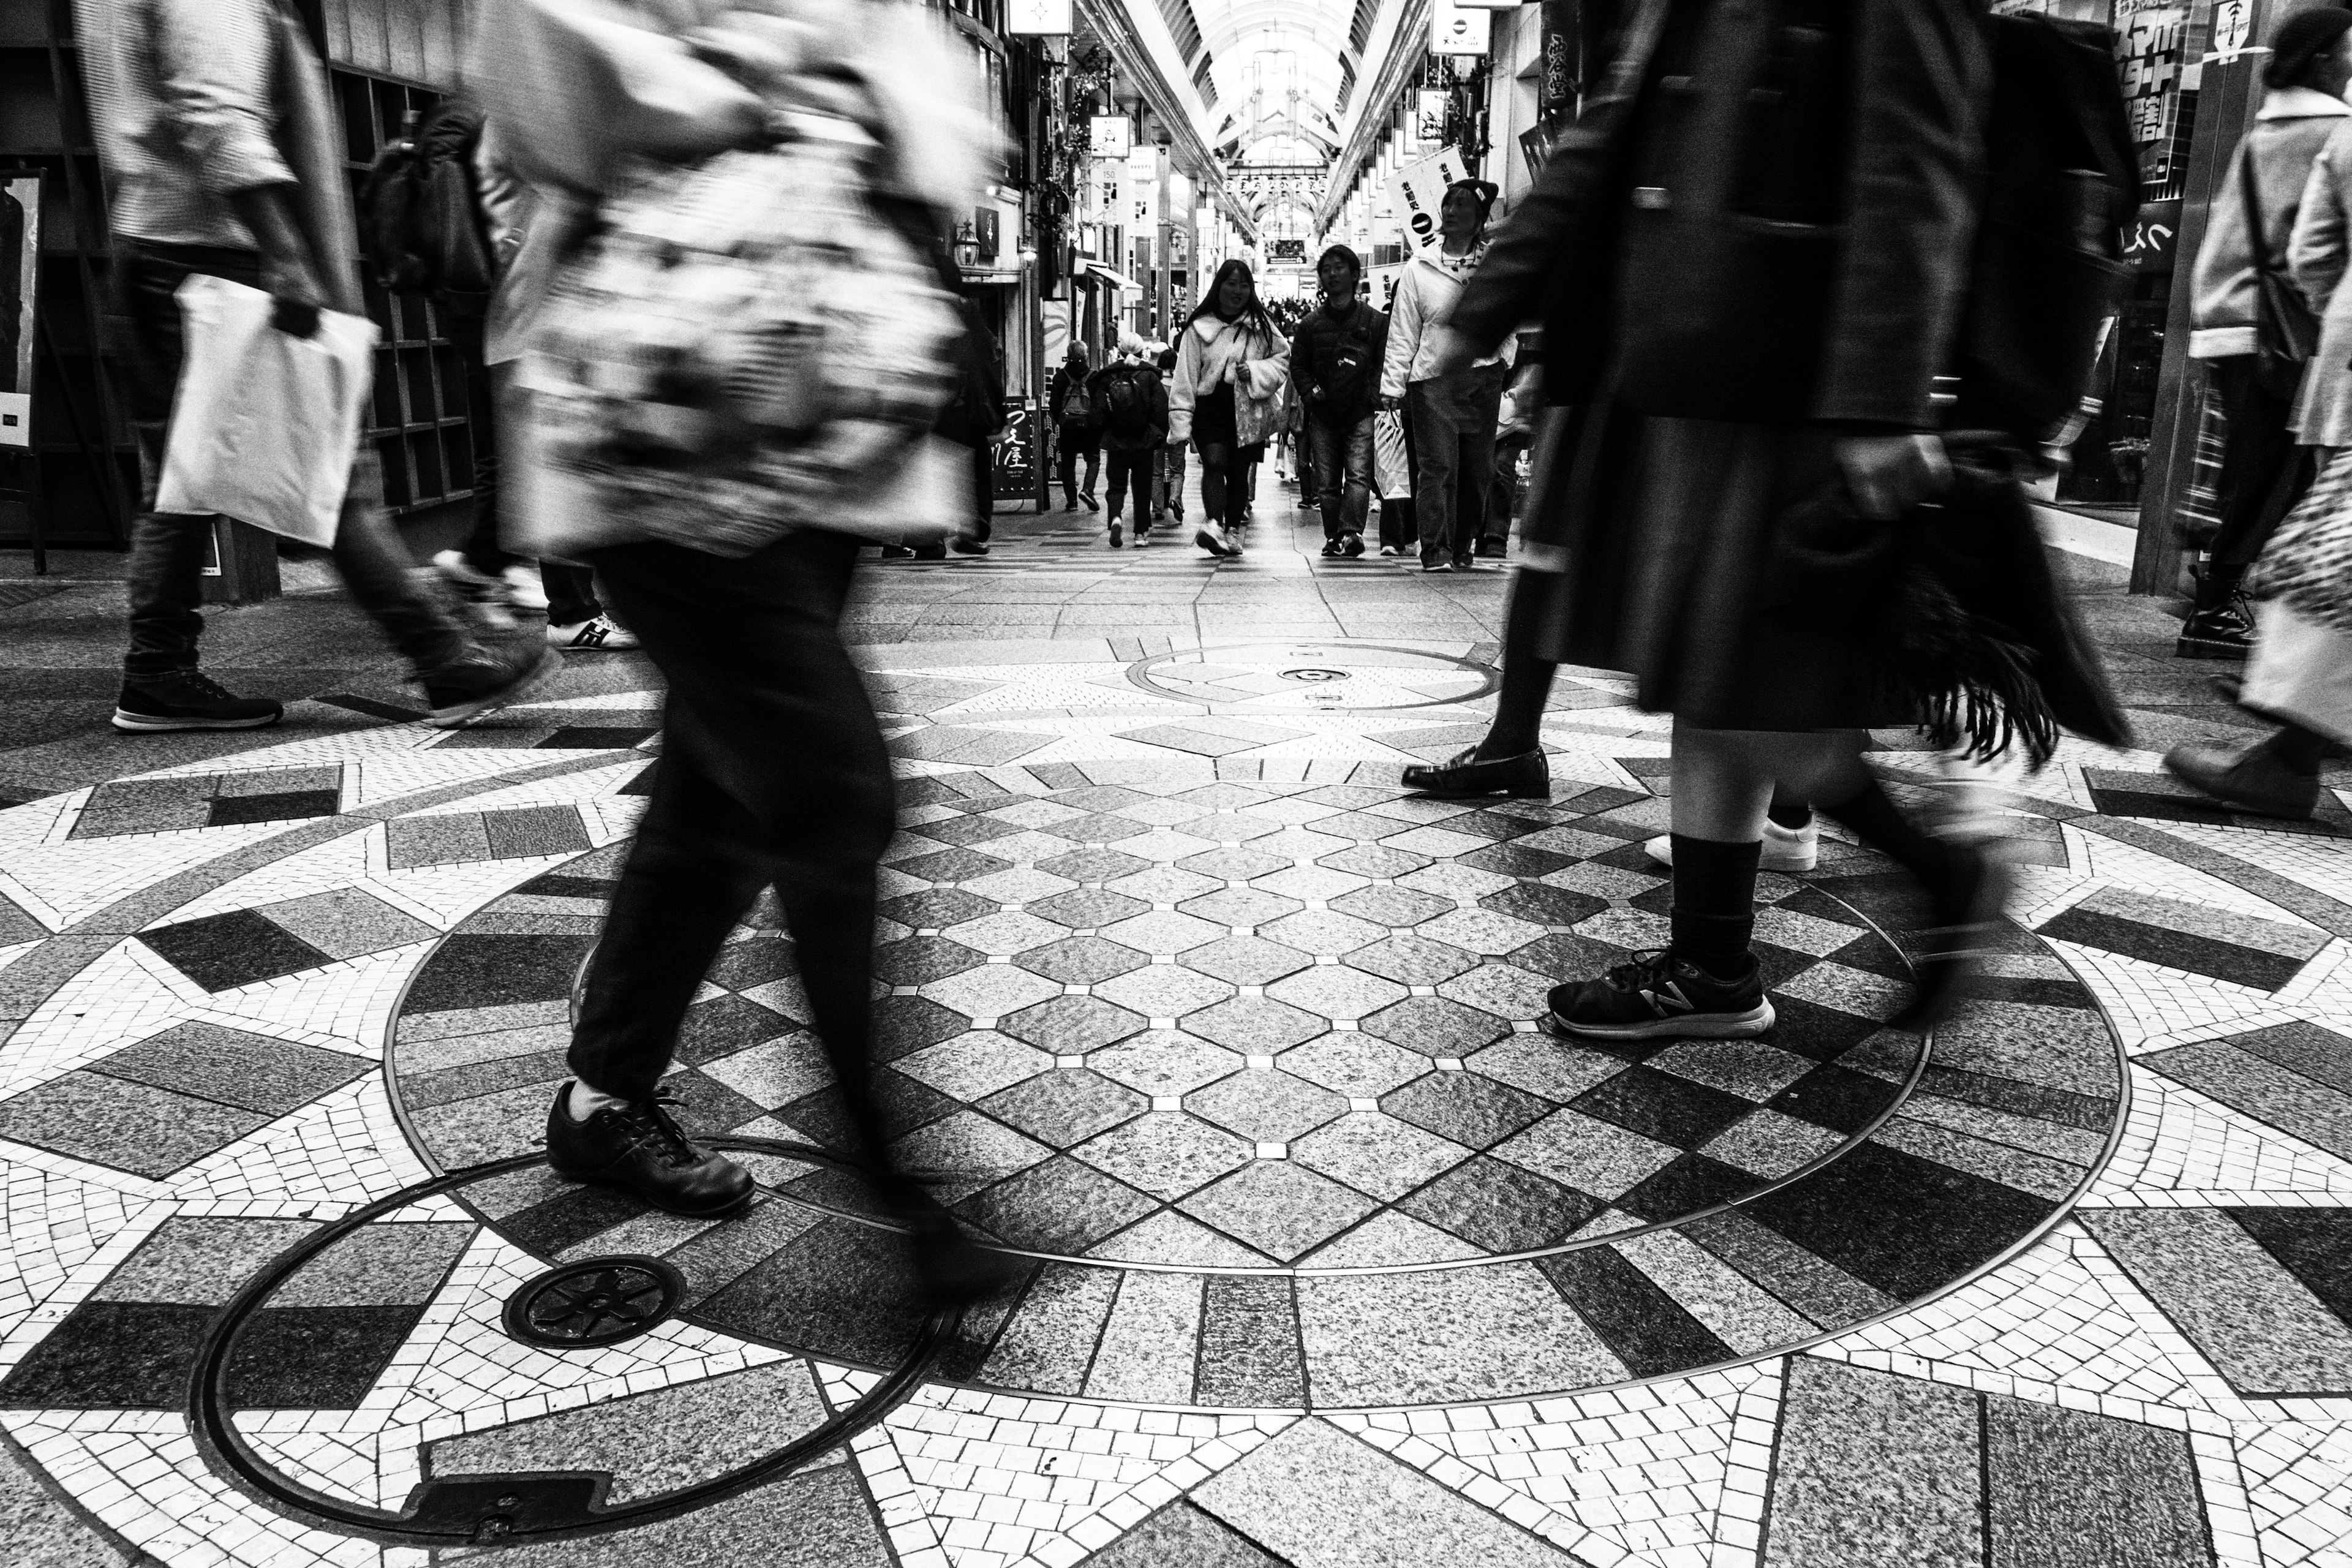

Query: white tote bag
1373;409;1412;500
154;276;377;547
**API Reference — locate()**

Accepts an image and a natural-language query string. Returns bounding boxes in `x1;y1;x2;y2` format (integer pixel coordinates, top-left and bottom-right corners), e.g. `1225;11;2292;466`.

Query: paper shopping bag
1374;409;1412;500
154;275;377;546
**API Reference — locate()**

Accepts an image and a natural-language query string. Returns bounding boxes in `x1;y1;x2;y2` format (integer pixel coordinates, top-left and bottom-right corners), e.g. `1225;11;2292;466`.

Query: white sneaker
1378;545;1398;557
1194;525;1241;559
1644;818;1819;874
502;563;549;612
430;549;519;630
547;614;640;651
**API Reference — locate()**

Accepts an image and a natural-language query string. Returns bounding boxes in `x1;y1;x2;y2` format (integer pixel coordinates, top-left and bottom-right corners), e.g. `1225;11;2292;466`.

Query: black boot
2177;568;2254;660
1401;745;1550;799
545;1084;755;1218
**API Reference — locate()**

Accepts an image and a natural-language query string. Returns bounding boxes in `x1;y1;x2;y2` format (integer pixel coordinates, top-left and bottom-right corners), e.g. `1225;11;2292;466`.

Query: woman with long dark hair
1167;259;1291;557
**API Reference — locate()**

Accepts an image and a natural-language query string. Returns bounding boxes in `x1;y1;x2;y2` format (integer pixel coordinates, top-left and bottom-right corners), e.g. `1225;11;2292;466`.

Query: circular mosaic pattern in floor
1128;641;1499;712
389;768;2127;1406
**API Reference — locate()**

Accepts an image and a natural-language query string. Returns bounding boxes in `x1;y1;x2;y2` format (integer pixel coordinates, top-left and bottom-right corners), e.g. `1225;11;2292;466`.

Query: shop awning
1079;258;1136;291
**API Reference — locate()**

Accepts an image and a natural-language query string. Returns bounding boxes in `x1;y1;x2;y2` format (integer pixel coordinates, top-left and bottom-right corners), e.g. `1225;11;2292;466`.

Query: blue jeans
1406;364;1508;560
107;240;469;680
1307;414;1374;540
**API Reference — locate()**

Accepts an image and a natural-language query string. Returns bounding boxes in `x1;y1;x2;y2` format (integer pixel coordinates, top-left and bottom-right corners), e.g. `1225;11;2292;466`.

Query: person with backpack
1152;345;1188;530
1049;343;1101;511
2179;9;2352;660
472;0;1008;1308
1092;345;1170;548
1400;0;2130;1042
372;105;638;650
77;0;557;733
1291;244;1388;558
1382;180;1511;573
1169;260;1291;559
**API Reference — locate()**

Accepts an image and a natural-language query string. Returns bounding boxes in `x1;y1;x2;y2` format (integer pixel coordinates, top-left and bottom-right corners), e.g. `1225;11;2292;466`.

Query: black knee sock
1818;775;1953;888
1669;835;1760;973
1478;643;1556;760
1766;791;1812;831
2264;723;2329;775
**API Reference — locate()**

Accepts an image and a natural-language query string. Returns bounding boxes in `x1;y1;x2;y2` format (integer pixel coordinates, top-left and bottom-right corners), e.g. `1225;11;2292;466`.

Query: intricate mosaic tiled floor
2;499;2351;1566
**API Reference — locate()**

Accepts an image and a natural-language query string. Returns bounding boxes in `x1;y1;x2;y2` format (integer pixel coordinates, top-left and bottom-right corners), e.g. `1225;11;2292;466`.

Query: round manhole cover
1129;641;1499;711
501;1256;684;1348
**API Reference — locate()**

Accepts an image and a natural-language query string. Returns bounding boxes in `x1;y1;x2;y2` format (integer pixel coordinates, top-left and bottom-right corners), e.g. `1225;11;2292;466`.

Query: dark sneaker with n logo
1545;949;1774;1041
113;669;284;733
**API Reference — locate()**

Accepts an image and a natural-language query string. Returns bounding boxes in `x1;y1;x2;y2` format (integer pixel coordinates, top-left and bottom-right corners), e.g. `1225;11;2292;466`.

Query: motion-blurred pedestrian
1382;179;1510;573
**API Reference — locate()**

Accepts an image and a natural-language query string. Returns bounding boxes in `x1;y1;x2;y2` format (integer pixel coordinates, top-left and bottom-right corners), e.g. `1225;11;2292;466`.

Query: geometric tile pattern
3;488;2351;1566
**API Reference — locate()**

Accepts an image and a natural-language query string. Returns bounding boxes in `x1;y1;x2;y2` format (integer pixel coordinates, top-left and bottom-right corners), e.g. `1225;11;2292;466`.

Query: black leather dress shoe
546;1084;755;1217
1400;745;1550;799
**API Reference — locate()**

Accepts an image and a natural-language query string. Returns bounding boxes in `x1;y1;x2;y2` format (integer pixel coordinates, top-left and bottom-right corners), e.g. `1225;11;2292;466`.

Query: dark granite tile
482;805;594;861
1772;885;1875;929
404;933;595;1012
385;812;494;869
673;994;796;1066
892;848;1014;884
1186;995;1325;1052
2086;1208;2352;1393
138;908;331;991
0;1300;214;1407
880;888;1004;930
1193;1275;1307;1408
1768;1063;1906;1134
873;935;989;986
225;1305;421;1408
1506;932;1629;981
2140;1041;2352;1161
956;1157;1158;1253
692;1218;930;1368
500;1184;655;1256
1563;785;1649;812
0;1071;268;1176
1679;1209;1902;1327
535;725;658;749
1571;1066;1754;1147
1000;995;1148;1053
980;1068;1147;1147
1538;1246;1735;1377
707;937;797;992
1743;1141;2053;1301
1317;842;1433;880
1820;931;1913;984
977;1264;1119;1393
1359;995;1509;1055
663;1199;826;1310
1381;1071;1551;1149
2228;1019;2352;1095
88;1020;369;1114
1026;886;1151;928
1396;1156;1602;1251
1614;1151;1766;1222
1765;1357;1982;1568
872;995;969;1062
1016;935;1153;986
1477;882;1608;929
399;1050;570;1111
205;788;341;826
1985;1395;2211;1568
1973;975;2098;1009
919;812;1023;848
1080;1501;1289;1568
1035;848;1153;884
1911;1064;2113;1133
514;872;619;902
2226;1208;2352;1330
2038;906;2305;991
658;1068;769;1137
1458;843;1576;881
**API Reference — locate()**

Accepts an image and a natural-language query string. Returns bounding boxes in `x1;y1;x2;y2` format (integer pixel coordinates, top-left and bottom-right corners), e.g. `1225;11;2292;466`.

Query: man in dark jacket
1289;246;1388;557
1048;343;1101;511
1091;349;1169;548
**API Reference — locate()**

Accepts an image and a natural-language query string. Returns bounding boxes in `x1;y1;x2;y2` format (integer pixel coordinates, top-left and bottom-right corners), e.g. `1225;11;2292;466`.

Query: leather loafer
546;1083;755;1217
1400;745;1550;799
2165;741;2321;820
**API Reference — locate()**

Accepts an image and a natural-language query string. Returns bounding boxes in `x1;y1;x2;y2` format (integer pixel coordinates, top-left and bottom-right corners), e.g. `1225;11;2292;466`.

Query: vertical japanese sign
0;171;38;450
1385;147;1469;257
2114;0;2190;200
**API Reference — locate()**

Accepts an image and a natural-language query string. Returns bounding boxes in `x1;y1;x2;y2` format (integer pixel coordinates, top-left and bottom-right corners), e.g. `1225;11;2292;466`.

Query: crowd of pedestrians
73;0;2346;1311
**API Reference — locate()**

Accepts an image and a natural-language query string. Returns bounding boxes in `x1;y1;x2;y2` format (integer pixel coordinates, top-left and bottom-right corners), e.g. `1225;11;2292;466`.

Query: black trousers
454;334;601;625
1103;448;1152;521
1056;429;1099;505
968;438;993;541
107;240;467;679
2208;354;2315;573
570;530;899;1165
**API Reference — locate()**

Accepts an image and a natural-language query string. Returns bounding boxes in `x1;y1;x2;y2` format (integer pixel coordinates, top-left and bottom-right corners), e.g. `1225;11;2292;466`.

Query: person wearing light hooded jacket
1382;179;1513;572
